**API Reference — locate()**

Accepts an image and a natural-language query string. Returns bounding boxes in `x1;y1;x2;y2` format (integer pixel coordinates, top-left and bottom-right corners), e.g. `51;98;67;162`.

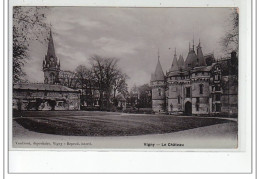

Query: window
214;74;219;81
196;97;200;103
215;86;220;91
50;73;55;84
178;96;181;104
216;94;221;101
216;103;221;112
186;87;191;98
196;104;199;111
158;88;161;96
199;84;203;94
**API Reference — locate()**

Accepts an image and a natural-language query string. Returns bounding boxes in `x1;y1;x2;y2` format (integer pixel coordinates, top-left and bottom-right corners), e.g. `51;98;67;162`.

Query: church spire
47;28;56;59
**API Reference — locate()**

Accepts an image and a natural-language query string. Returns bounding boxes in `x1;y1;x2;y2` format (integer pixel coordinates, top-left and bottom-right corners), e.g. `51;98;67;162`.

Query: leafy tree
13;6;49;83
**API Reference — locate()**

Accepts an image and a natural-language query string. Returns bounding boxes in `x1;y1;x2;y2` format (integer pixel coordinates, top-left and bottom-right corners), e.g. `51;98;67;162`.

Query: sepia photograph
11;7;239;149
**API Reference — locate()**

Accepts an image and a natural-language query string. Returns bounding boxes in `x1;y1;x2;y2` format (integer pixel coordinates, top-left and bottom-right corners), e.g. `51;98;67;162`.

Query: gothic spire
47;28;56;59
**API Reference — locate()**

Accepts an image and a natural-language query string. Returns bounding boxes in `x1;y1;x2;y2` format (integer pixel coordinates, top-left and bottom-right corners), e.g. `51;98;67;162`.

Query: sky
23;7;234;88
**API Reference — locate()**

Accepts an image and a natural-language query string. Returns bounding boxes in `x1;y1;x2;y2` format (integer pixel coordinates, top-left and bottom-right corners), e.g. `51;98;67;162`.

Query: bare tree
90;55;122;110
221;8;239;54
13;7;49;83
75;65;88;95
112;71;129;99
59;70;76;88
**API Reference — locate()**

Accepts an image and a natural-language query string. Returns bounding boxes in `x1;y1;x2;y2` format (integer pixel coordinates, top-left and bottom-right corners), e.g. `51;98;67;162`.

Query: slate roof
185;50;198;69
177;55;185;69
169;53;179;72
152;60;165;81
192;65;213;72
197;43;206;66
13;83;80;92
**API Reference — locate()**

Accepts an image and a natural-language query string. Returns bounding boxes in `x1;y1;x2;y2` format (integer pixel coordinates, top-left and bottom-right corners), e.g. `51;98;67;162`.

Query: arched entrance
185;101;192;115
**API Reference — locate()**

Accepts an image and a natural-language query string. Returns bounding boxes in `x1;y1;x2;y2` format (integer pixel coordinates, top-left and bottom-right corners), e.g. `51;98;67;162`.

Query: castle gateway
150;42;238;117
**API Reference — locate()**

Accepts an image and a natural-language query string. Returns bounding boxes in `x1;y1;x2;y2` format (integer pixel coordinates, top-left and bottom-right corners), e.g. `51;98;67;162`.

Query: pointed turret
153;59;165;81
197;40;206;66
177;55;185;69
185;41;198;69
169;48;179;72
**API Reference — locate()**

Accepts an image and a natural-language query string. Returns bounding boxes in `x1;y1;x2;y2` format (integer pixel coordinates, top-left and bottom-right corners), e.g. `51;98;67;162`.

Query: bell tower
43;28;60;84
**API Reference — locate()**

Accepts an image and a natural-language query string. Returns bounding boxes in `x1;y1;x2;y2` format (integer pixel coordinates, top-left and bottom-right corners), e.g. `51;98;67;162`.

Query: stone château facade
150;41;238;116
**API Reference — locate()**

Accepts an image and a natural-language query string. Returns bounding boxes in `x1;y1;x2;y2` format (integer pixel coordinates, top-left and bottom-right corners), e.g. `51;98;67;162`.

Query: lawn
13;111;236;136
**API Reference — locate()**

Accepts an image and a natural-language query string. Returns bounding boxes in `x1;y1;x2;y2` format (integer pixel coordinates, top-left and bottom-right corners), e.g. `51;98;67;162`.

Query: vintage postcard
11;6;239;149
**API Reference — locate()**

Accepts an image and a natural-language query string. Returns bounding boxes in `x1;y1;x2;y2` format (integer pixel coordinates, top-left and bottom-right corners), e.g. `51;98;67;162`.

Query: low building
13;83;81;111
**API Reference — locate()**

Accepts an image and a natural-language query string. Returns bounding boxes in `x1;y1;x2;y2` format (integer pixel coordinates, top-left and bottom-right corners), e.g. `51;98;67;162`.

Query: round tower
150;54;166;113
167;49;183;114
191;41;210;115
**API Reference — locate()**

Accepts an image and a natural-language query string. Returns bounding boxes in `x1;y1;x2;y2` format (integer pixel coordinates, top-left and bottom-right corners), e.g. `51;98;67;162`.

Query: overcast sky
24;7;233;88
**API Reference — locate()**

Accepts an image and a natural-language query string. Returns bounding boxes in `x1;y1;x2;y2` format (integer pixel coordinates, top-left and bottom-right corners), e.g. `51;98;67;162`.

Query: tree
137;84;152;108
59;70;76;88
75;65;96;107
90;55;122;110
128;85;139;107
112;71;128;99
221;8;239;54
13;7;49;83
75;65;88;94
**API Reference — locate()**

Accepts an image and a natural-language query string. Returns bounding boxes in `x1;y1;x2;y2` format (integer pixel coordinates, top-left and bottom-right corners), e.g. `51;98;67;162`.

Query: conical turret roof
153;59;165;81
177;55;185;69
185;49;198;69
197;42;206;66
169;50;178;72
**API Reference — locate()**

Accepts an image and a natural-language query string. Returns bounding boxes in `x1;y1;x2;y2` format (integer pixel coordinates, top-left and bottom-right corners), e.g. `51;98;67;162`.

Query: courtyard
12;111;238;149
13;111;237;136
